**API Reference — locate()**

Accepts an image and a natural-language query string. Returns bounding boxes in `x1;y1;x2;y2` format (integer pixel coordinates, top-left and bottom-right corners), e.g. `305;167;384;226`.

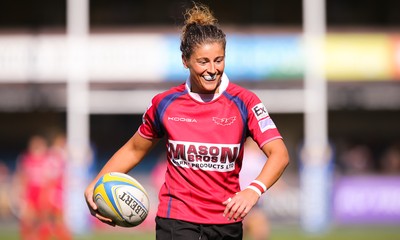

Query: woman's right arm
84;131;159;224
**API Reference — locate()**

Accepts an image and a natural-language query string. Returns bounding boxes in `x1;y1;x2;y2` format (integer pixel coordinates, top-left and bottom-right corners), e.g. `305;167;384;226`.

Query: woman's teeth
204;75;216;81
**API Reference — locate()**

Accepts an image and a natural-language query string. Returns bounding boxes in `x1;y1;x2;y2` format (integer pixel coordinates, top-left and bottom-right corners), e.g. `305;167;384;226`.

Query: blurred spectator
338;144;374;175
380;142;400;174
240;138;270;240
13;134;71;240
0;161;11;220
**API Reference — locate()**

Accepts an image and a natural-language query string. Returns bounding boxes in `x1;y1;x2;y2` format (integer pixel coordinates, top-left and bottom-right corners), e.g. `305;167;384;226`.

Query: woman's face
182;42;225;94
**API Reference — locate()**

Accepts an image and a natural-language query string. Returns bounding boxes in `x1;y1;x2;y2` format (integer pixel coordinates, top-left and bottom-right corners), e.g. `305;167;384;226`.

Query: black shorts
156;216;243;240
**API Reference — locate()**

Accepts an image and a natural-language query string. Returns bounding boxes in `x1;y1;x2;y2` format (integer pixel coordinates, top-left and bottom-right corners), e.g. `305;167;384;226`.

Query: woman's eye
215;58;224;63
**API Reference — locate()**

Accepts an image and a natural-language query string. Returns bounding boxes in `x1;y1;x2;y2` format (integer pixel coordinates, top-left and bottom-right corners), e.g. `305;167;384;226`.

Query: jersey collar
185;73;229;103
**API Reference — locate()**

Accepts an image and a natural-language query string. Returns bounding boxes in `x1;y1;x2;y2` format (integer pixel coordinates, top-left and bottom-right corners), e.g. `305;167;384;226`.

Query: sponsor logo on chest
167;140;240;172
167;116;198;123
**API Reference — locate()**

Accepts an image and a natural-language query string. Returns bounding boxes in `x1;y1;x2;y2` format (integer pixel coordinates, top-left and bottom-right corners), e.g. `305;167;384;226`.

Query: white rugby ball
93;172;150;227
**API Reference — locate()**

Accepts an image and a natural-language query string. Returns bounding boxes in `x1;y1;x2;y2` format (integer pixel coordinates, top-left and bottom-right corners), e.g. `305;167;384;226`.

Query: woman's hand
83;132;159;227
222;188;260;221
84;183;116;227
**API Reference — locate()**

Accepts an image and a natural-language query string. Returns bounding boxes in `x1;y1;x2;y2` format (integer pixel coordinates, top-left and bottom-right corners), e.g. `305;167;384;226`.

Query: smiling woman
183;42;225;94
180;4;226;94
84;3;289;240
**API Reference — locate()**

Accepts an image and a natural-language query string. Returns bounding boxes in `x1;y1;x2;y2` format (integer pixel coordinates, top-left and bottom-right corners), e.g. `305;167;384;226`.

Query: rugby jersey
138;73;282;224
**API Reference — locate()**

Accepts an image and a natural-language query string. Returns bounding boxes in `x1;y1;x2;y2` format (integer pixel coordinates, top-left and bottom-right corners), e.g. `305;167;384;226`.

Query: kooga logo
168;117;198;123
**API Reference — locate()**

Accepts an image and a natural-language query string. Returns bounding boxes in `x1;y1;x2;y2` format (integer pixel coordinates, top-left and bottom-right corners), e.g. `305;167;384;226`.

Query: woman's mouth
203;75;217;81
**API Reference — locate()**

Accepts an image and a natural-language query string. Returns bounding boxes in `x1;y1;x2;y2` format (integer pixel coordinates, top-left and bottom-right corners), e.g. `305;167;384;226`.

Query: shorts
156;216;243;240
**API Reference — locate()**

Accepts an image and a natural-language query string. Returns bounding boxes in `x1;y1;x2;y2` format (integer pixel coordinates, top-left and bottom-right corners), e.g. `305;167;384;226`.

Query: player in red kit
46;134;72;240
84;3;289;240
15;135;50;240
15;134;71;240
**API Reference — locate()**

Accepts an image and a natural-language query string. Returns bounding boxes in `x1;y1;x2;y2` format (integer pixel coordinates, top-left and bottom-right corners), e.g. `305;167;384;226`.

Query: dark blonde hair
180;3;226;60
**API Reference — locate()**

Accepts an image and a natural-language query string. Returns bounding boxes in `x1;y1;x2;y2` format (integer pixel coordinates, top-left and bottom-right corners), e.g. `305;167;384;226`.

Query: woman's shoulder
152;83;187;102
225;82;257;98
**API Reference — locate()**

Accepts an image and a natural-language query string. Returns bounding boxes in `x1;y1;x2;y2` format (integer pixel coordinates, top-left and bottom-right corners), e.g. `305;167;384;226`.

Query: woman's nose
208;63;216;74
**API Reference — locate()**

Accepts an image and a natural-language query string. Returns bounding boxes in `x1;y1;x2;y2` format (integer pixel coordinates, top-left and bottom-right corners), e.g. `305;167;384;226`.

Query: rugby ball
93;172;150;227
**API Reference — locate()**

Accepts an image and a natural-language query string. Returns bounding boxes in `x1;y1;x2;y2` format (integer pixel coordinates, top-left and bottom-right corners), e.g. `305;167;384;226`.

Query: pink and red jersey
139;74;282;224
18;142;67;212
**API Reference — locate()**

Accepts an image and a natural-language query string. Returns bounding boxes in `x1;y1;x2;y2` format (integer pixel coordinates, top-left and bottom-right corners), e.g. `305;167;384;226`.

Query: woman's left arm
223;138;289;221
256;138;290;189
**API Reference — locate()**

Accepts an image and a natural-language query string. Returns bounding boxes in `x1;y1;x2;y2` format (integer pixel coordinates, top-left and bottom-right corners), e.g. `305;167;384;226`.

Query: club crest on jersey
212;116;236;126
252;103;269;120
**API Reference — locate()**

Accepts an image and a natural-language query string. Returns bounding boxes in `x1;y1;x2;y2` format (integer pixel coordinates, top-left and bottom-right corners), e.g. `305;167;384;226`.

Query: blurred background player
240;138;270;240
46;133;72;240
13;134;71;240
14;135;51;240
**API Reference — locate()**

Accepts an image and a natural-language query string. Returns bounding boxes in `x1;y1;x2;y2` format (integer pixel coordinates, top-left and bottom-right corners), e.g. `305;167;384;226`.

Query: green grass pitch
1;225;400;240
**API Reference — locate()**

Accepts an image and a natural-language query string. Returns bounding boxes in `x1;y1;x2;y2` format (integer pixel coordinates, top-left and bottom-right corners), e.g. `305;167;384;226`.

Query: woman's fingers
223;195;252;221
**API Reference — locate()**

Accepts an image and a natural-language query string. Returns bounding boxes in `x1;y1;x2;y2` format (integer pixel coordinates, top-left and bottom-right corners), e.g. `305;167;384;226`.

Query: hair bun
180;3;226;60
183;3;217;26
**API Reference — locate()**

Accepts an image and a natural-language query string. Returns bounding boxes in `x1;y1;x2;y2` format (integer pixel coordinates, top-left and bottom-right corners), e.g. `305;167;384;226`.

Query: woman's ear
182;55;189;69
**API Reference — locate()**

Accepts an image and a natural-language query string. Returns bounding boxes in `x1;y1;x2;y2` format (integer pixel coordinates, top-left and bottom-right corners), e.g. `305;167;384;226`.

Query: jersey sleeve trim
138;129;156;140
259;136;283;149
